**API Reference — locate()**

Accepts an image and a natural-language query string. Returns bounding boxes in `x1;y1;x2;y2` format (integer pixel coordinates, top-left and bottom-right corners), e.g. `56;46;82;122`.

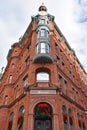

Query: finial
42;3;45;6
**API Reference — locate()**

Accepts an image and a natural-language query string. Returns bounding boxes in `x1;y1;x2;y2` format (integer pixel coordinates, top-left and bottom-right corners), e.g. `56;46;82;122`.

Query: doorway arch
34;102;52;130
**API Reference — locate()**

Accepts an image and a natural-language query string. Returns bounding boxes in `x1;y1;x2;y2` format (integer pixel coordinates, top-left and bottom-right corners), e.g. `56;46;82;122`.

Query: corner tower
33;3;53;63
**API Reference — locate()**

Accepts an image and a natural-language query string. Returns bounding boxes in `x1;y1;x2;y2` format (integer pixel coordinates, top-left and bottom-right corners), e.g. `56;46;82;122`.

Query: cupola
38;3;47;12
38;3;48;16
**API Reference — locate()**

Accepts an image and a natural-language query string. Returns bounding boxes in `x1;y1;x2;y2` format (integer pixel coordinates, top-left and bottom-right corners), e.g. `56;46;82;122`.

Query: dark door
35;119;51;130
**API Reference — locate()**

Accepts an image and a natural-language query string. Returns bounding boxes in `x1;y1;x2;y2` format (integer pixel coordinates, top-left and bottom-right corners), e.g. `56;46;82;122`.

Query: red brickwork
0;6;87;130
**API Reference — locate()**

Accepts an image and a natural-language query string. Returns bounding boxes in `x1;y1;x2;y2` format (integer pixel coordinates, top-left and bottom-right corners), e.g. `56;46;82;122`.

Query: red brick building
0;3;87;130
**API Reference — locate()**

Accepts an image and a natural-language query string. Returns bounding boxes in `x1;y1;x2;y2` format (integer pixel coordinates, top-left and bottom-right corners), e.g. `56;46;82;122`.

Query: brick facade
0;4;87;130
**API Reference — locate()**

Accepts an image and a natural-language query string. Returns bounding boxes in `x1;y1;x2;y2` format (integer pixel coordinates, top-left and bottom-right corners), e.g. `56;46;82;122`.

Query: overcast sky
0;0;87;72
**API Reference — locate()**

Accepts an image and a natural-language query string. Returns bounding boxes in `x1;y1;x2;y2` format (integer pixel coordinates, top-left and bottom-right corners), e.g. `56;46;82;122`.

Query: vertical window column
17;106;25;130
62;106;68;130
64;80;68;96
8;113;14;130
68;109;74;130
59;75;62;89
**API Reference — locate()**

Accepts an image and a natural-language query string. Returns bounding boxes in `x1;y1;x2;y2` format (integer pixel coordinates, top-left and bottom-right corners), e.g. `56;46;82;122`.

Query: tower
0;4;87;130
33;3;53;64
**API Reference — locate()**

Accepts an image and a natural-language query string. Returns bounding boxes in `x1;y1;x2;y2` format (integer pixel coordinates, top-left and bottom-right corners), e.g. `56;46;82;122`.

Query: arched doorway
34;102;52;130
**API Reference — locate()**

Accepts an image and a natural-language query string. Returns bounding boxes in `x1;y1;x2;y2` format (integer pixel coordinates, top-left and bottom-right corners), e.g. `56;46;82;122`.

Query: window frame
36;71;50;82
36;42;50;54
9;75;12;84
40;29;46;37
23;75;28;87
4;95;8;105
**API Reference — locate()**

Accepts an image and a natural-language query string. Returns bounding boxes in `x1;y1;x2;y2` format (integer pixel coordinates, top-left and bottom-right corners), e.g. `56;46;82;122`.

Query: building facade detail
33;4;53;64
0;3;87;130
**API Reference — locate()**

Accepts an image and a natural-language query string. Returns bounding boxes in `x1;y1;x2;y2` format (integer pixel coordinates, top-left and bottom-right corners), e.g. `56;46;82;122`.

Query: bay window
41;42;46;53
40;29;46;37
36;42;50;54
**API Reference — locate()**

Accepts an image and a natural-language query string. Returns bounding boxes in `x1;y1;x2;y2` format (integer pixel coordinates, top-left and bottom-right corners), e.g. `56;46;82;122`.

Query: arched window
36;71;49;82
68;109;74;130
17;106;25;130
8;112;14;130
34;102;52;130
77;113;82;130
12;64;15;69
62;106;68;130
4;95;8;105
81;115;86;130
9;75;12;83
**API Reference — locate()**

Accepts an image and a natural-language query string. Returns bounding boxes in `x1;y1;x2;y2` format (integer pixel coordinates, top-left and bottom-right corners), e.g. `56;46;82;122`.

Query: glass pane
45;120;51;130
47;44;50;53
37;31;40;38
40;19;45;24
41;43;46;53
17;107;25;130
37;44;41;54
46;31;49;38
4;96;8;105
35;120;44;130
8;113;14;130
40;30;45;37
37;72;49;82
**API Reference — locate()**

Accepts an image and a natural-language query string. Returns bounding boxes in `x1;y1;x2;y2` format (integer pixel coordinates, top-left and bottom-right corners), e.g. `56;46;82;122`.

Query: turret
33;3;53;64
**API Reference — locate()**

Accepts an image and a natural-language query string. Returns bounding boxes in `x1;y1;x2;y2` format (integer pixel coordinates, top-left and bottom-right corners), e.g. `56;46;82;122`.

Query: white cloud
0;0;87;72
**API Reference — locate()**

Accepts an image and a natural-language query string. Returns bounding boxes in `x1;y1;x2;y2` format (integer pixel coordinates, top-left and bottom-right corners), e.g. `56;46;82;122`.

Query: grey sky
0;0;87;72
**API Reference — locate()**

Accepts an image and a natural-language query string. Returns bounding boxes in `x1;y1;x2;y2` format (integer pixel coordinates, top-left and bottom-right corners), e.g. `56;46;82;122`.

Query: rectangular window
46;31;49;38
9;75;12;83
55;42;58;47
64;80;68;95
37;31;40;38
36;44;39;53
59;75;62;88
56;56;60;64
62;62;65;70
41;43;46;53
39;19;45;24
25;57;29;66
12;64;15;69
23;75;28;87
72;87;78;101
40;29;46;37
27;42;31;51
4;96;8;105
47;44;50;53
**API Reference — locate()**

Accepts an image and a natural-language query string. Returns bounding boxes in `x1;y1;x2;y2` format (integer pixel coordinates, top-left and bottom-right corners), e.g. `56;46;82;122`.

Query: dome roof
38;3;47;12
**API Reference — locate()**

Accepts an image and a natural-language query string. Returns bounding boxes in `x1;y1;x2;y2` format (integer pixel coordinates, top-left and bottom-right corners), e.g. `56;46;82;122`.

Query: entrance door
35;119;51;130
34;103;52;130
